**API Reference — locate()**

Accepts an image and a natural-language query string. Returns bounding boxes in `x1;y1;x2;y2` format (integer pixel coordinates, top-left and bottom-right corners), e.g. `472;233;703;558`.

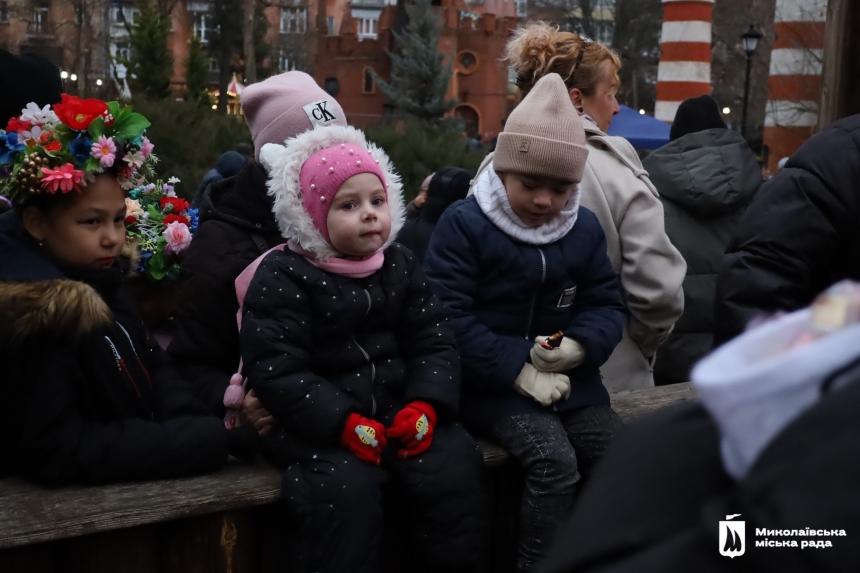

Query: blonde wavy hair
505;21;622;96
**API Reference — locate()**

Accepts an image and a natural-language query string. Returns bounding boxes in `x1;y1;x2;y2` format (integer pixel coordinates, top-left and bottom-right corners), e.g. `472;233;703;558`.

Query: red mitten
339;413;387;465
386;401;437;460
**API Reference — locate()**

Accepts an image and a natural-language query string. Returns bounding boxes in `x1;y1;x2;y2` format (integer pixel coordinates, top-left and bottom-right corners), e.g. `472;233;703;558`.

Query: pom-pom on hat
300;144;386;244
241;71;346;161
493;73;589;184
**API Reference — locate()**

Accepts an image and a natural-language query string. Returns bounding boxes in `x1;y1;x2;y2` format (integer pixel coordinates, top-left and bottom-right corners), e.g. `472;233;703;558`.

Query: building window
456;51;478;75
111;41;130;78
280;7;307;34
31;5;50;34
362;67;376;94
326;16;334;35
278;50;295;73
110;6;140;26
192;11;213;43
0;1;9;24
358;17;378;41
516;0;527;17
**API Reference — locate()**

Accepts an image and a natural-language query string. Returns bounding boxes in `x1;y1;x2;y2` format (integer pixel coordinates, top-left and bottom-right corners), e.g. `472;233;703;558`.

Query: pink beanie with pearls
241;71;346;161
300;144;387;244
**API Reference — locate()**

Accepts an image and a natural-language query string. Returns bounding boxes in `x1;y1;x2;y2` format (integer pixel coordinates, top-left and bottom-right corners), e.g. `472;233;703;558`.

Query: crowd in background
2;17;860;572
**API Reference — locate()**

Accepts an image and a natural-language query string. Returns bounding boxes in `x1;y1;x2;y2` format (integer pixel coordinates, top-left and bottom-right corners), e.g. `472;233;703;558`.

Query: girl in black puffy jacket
238;124;486;573
0;104;256;486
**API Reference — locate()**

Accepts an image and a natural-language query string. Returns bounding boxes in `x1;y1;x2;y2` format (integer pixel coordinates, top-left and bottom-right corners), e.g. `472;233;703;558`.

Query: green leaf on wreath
88;117;106;139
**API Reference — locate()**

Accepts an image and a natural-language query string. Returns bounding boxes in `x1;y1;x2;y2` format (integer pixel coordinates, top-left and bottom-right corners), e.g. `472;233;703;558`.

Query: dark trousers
281;422;488;573
487;405;623;572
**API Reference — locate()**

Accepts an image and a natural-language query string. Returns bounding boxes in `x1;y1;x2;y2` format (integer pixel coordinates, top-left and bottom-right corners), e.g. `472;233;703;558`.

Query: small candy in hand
540;331;564;350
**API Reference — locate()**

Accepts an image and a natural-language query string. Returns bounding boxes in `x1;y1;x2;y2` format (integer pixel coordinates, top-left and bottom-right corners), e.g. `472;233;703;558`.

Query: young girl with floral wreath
0;95;257;486
237;124;487;573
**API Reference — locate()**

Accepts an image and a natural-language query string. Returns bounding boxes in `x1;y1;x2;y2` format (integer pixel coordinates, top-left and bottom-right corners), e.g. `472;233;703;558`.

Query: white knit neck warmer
473;166;580;245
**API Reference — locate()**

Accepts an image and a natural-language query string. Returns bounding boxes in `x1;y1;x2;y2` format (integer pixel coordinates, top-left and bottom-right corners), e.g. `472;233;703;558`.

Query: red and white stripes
763;0;827;173
655;0;714;123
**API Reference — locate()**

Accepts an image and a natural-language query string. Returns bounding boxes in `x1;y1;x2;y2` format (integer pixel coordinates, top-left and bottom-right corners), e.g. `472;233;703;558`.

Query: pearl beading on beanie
298;143;388;244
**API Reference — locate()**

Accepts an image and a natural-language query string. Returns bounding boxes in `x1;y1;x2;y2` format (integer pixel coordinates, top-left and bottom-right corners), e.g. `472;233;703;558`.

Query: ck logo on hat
719;515;745;559
304;100;339;126
519;139;530;153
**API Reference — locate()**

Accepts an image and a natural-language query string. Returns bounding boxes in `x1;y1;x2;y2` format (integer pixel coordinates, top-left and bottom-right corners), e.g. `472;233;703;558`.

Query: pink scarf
287;240;384;278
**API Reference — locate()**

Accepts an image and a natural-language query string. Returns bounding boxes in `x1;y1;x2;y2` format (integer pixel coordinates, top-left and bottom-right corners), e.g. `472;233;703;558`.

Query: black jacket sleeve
392;246;461;417
713;121;860;346
240;253;354;446
14;345;229;487
168;222;246;414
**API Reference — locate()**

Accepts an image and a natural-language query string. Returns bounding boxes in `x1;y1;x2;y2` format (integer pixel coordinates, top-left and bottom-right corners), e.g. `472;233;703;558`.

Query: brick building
1;0;517;134
314;0;518;141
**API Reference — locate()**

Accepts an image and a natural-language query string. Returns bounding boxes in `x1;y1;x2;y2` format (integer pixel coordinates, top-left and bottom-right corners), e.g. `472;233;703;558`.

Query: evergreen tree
124;0;173;100
184;35;211;107
373;0;456;120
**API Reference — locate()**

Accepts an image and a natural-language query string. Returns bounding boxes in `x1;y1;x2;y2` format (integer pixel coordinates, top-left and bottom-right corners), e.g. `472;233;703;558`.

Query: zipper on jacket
524;248;547;340
105;336;141;399
116;322;152;388
357;289;377;416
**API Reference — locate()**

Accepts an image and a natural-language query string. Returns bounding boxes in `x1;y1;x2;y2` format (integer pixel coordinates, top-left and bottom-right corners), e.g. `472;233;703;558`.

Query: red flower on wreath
160;197;190;213
53;94;109;131
164;214;190;226
6;117;31;133
39;131;54;143
125;215;137;224
43;140;62;153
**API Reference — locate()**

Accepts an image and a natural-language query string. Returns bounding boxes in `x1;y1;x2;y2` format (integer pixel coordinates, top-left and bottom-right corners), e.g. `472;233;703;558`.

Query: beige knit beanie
494;73;589;184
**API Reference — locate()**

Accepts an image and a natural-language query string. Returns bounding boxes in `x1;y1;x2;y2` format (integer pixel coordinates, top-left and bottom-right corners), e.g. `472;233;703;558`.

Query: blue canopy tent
606;105;671;149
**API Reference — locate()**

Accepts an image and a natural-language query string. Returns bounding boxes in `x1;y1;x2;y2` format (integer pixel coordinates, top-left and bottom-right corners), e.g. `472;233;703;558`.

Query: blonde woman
491;22;687;392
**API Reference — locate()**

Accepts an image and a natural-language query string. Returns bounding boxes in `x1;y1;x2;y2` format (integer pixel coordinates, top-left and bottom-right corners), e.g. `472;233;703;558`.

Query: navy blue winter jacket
424;196;626;431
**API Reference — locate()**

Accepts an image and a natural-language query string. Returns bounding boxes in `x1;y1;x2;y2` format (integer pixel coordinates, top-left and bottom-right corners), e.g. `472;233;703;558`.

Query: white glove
513;363;571;406
530;335;586;373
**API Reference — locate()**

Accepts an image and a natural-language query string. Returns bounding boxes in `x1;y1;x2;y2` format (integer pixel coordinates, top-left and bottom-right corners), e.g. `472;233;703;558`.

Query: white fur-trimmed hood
259;125;406;261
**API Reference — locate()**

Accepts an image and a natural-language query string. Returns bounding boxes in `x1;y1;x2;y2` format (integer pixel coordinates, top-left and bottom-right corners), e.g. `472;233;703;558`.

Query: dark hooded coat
643;129;762;383
167;161;283;414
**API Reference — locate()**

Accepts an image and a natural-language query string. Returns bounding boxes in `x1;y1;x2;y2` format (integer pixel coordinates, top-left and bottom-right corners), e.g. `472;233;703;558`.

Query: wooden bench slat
0;382;697;550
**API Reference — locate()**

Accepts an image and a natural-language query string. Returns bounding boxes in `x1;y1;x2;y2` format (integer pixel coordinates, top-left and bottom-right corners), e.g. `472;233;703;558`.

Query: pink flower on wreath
40;164;86;193
140;136;154;159
91;135;117;168
162;221;193;255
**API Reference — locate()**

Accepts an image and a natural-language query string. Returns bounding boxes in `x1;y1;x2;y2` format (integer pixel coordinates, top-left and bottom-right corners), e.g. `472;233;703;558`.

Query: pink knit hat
241;71;346;161
299;143;387;244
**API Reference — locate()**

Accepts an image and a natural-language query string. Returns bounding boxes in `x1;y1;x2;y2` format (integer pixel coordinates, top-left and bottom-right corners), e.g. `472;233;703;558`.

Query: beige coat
580;122;686;392
468;124;686;392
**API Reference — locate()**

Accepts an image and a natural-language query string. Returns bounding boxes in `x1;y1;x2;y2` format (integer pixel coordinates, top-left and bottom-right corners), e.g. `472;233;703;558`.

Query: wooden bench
0;383;697;572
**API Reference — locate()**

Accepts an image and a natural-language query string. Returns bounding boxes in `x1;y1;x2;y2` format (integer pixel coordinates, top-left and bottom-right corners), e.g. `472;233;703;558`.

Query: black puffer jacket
240;244;460;461
643;129;762;383
714;115;860;345
0;212;230;486
540;359;860;572
168;161;284;414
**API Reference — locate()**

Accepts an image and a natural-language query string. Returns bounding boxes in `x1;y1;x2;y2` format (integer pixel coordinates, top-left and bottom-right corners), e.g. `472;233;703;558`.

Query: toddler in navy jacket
424;73;627;571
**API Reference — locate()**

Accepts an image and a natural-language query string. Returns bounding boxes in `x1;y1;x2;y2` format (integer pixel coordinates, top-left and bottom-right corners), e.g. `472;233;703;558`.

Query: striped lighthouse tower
763;0;827;174
654;0;714;123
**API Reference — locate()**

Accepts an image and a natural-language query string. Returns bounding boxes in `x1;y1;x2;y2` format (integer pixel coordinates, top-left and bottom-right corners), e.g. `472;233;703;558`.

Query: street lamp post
741;24;763;138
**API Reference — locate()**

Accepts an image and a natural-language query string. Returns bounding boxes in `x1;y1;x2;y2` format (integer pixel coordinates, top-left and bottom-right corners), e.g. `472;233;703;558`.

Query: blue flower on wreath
137;250;153;273
70;133;94;165
186;207;200;232
0;132;25;164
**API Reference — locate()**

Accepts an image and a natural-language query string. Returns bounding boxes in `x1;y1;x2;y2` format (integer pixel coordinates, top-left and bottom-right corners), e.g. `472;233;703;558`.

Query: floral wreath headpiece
0;95;156;204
